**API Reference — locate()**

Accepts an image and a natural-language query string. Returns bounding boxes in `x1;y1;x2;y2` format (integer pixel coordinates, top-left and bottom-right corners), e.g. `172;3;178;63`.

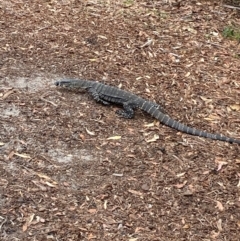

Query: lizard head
55;79;91;89
55;80;74;87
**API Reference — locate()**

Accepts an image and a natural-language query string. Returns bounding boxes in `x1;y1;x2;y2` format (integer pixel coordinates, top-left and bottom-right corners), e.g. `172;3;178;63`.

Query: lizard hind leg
116;102;135;119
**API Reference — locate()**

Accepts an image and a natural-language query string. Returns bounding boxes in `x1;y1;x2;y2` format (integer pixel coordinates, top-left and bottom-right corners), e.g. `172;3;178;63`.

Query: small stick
40;97;57;107
223;4;240;10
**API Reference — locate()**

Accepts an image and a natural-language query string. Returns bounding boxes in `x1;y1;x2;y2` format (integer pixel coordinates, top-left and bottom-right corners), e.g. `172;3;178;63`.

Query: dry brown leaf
112;173;123;177
211;231;220;239
145;134;159;143
215;158;228;171
229;104;240;111
174;180;187;189
200;96;212;104
236;159;240;164
86;128;95;136
98;35;107;39
237;174;240;187
204;114;220;121
35;216;45;223
37;173;53;181
217;182;225;189
182;224;190;229
139;30;148;37
14;153;31;159
216;219;223;232
88;233;97;239
140;38;152;48
89;58;98;62
183;26;197;34
107;136;121;140
68;206;77;211
88;209;97;214
144;122;155;127
8;151;15;160
79;133;85;141
203;170;210;175
38;175;58;186
127;154;135;158
220;77;231;85
104;200;107;210
32;180;47;191
215;200;224;211
237;220;240;228
162;165;176;175
128;189;143;196
45;181;57;188
22;222;28;232
2;89;15;99
22;213;35;232
78;227;88;231
176;172;186;177
135;227;146;233
183;190;193;196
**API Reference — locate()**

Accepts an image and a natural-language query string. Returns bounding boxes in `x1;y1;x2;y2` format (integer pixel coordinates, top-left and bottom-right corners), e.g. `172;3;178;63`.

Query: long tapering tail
143;103;240;144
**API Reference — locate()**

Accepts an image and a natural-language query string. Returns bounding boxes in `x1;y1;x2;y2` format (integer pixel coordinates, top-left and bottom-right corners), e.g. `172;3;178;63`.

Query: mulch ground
1;0;240;240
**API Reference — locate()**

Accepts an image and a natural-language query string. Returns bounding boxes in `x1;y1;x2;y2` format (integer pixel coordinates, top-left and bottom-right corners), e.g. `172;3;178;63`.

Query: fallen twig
223;4;240;11
40;97;57;107
0;218;7;230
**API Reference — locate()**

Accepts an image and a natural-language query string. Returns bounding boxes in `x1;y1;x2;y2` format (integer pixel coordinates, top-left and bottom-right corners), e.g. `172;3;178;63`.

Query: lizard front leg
116;101;137;119
88;88;110;105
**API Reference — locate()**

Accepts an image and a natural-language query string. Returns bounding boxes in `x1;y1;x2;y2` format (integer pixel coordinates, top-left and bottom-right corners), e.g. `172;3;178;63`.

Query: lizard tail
146;106;240;144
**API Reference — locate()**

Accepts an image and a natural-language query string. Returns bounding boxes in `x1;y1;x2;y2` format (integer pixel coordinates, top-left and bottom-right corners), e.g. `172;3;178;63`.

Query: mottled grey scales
55;79;240;144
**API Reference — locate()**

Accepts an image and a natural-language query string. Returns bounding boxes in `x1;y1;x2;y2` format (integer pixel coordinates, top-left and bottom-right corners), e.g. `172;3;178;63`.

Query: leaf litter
0;0;240;240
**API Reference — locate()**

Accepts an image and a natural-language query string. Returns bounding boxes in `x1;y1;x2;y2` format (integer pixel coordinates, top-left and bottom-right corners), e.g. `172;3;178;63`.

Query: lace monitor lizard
55;79;240;144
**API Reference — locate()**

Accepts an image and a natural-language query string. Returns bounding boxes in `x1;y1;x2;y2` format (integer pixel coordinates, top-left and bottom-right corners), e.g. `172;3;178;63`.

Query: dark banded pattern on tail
140;100;240;144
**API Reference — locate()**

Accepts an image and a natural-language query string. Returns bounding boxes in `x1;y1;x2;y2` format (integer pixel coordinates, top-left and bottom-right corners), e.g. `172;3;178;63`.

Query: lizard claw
116;109;134;119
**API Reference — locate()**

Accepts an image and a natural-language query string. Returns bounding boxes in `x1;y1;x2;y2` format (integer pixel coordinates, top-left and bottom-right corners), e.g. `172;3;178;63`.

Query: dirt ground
1;0;240;240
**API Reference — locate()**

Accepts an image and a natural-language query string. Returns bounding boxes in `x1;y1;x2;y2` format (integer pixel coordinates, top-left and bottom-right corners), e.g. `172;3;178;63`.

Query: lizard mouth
55;79;91;90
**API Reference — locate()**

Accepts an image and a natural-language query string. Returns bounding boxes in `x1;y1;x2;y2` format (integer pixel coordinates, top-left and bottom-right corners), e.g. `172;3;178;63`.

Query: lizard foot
116;109;134;119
